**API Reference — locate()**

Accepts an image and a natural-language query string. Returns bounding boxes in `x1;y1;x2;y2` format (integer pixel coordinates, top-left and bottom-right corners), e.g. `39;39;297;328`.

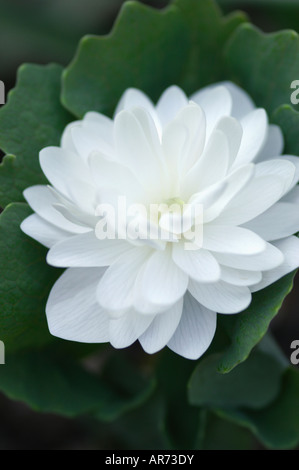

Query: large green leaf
224;23;299;114
216;368;299;449
103;392;168;450
173;0;247;93
272;105;299;156
61;0;246;118
0;203;60;353
217;273;296;373
198;410;256;450
0;63;73;208
0;349;154;420
156;349;201;450
218;0;299;33
189;350;285;410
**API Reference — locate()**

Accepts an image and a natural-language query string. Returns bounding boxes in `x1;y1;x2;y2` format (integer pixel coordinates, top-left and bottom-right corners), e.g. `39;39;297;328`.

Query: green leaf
216;368;299;449
0;349;154;420
225;23;299;114
94;352;156;421
272;105;299;156
0;203;61;353
218;272;296;373
173;0;247;93
218;0;299;33
104;392;168;450
189;350;285;410
156;349;201;450
0;63;73;208
62;0;246;118
199;410;257;450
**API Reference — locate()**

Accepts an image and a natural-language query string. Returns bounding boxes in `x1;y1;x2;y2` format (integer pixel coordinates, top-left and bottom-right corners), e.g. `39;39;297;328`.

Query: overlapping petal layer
21;82;299;359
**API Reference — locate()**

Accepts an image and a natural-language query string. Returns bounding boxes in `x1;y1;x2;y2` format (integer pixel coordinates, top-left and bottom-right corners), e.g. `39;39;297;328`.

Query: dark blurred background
0;0;299;450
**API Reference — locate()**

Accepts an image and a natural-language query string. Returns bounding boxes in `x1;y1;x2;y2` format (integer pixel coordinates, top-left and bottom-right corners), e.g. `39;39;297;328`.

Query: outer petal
39;146;91;198
114;109;167;199
21;214;72;249
167;292;216;360
71;115;114;160
47;231;131;267
88;152;144;203
202;225;266;255
255;125;284;162
190;85;232;140
156;85;189;129
139;298;183;354
46;267;109;343
182;129;229;197
233;109;268;167
220;81;255;120
108;310;154;348
214;242;284;271
254;159;296;194
250;236;299;292
220;266;262;287
96;247;151;314
61;120;81;153
172;243;221;283
203;163;255;223
215;175;285;226
167;103;206;175
282;155;299;192
242;202;299;241
215;116;243;168
23;185;89;234
114;87;160;132
188;279;251;314
134;245;189;313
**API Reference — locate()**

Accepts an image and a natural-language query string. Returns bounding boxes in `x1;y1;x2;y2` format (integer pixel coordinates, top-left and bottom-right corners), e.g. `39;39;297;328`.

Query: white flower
21;82;299;359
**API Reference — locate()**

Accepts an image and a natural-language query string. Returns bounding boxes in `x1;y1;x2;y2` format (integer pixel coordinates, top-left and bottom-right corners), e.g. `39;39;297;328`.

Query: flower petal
172;243;221;283
188;279;251;314
182;129;230;197
139;298;183;354
109;310;154;348
173;103;206;175
46;267;109;343
254;158;296;193
233;109;268;167
215;175;285;226
250;236;299;292
114;109;167;198
39;146;91;198
203;164;255;223
23;185;89;233
202;225;266;255
134;245;189;313
220;81;255;119
255;125;284;161
167;292;216;360
220;266;262;286
88;152;144;202
282;155;299;192
71;113;114;160
242;202;299;241
215;116;243;168
96;247;151;314
156;85;189;129
47;231;131;267
114;87;160;131
191;85;232;140
214;242;284;271
21;214;71;249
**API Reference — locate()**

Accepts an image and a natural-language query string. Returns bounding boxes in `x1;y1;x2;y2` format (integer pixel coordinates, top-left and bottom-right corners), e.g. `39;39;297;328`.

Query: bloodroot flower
21;82;299;359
